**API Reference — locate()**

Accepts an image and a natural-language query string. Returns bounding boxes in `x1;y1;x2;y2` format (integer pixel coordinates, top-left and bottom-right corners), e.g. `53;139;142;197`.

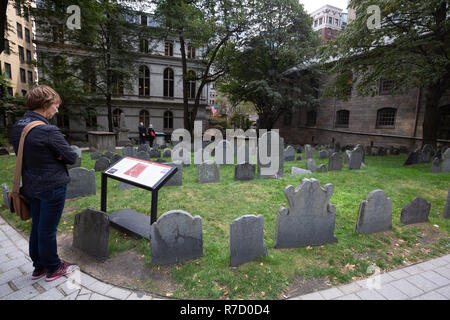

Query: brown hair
25;85;62;111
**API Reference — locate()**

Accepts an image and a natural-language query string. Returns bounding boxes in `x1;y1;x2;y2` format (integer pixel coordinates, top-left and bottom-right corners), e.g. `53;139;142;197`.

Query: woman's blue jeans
24;184;67;273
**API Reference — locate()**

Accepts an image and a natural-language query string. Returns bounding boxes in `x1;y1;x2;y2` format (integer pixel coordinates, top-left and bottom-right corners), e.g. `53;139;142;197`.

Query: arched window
335;110;350;127
306;110;317;127
164;111;173;129
139;110;150;128
86;108;97;129
187;45;196;59
139;65;150;96
376;108;396;128
187;70;196;99
163;68;174;97
113;108;123;128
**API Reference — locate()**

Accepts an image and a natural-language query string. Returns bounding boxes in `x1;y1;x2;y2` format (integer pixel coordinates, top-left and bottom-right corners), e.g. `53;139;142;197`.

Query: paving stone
62;290;80;300
3;285;40;300
0;268;23;285
390;279;424;298
58;281;81;296
420;270;450;286
432;266;450;280
435;285;450;299
0;254;10;264
19;263;34;274
388;269;410;280
429;256;449;267
406;274;441;292
402;265;424;276
375;283;408;300
37;275;68;291
299;291;324;300
338;282;363;295
0;283;14;298
7;250;25;260
11;273;36;290
105;287;132;300
319;287;343;299
416;261;438;272
356;289;387;300
84;280;114;295
90;293;114;300
412;291;447;300
336;293;361;300
32;287;65;300
76;294;92;300
127;292;153;300
79;272;99;287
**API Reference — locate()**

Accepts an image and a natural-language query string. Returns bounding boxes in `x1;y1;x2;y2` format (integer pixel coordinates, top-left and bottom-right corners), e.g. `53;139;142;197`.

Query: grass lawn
0;150;449;299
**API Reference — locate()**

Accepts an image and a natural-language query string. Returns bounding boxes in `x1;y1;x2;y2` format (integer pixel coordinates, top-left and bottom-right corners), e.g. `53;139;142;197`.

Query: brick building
311;5;344;44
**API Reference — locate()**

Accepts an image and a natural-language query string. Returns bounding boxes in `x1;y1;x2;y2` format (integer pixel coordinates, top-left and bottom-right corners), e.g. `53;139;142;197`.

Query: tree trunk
106;93;113;132
179;35;191;134
422;84;445;147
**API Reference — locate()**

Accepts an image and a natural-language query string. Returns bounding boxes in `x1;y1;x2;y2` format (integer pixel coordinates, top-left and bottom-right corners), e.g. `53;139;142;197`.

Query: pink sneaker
31;268;47;280
45;261;78;282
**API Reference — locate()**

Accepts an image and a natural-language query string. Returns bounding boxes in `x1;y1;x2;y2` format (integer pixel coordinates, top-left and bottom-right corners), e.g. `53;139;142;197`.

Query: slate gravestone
72;207;109;261
444;189;450;219
257;132;284;179
404;150;420;166
111;153;123;165
67;156;81;170
431;157;441;173
107;145;116;153
122;146;136;158
90;151;103;160
291;167;312;175
136;151;150;161
305;144;314;159
118;181;137;190
356;190;392;234
67;168;96;199
234;163;256;181
294;145;303;154
2;183;10;209
138;144;150;153
150;149;161;159
317;164;327;172
150;210;203;265
421;144;433;163
198;160;220;184
318;150;328;159
328;152;342;171
433;149;442;161
163;161;183;186
334;142;341;153
349;146;363;170
104;151;114;160
71;145;82;159
306;158;317;172
400;197;431;225
296;155;302;161
284;146;295;161
442;148;450;173
344;150;351;164
275;178;337;248
94;157;110;172
163;148;172;158
230;215;268;267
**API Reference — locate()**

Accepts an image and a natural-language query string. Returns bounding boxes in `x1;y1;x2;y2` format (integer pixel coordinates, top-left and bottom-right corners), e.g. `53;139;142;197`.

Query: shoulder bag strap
11;121;46;193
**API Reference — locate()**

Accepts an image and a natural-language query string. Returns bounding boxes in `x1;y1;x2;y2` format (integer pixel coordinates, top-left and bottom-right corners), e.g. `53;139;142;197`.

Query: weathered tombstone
348;147;363;170
257;132;284;179
137;143;150;153
150;210;203;264
2;183;10;209
234;163;256;181
334;142;341;153
442;148;450;173
306;158;317;172
107;145;116;153
431;157;441;173
163;148;172;158
403;150;420;166
71;145;82;159
318;150;328;159
198;160;220;184
66;168;96;199
149;149;161;159
275;178;337;248
421;144;433;163
90;151;103;160
67;156;82;170
163;161;183;186
103;151;114;160
136;151;150;161
400;197;431;225
110;153;123;165
296;154;302;161
94;157;110;172
356;190;392;234
291;167;312;175
317;164;327;172
328;152;342;171
72;207;109;261
122;146;136;158
304;144;314;159
118;181;137;190
344;150;351;164
230;215;267;267
284;146;296;161
444;189;450;219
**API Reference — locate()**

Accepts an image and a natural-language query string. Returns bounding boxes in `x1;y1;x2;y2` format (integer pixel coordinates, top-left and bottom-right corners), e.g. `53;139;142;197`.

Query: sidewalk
1;215;449;300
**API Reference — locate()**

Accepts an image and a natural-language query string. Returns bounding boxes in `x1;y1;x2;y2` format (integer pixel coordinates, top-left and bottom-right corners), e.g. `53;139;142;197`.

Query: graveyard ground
0;151;449;299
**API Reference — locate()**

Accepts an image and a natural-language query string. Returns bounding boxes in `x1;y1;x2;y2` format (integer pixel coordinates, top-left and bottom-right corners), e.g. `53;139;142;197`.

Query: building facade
311;5;344;43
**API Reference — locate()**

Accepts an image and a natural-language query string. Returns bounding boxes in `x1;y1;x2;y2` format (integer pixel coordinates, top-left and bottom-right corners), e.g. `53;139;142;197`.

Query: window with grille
335;110;349;127
376;108;396;128
165;42;173;56
18;46;24;63
306;110;317;127
379;79;394;95
25;28;30;43
17;23;23;39
20;68;26;83
5;63;11;79
164;111;173;129
139;110;150;128
139;65;150;96
187;45;196;59
163;68;174;97
187;70;196;99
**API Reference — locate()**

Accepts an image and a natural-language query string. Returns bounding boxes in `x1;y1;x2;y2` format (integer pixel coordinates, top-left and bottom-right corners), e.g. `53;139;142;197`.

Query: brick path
1;215;449;300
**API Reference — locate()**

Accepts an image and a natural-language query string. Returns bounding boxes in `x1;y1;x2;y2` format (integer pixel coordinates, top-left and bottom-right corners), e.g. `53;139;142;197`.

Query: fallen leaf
306;246;313;250
166;292;173;297
223;290;229;296
433;224;439;228
261;291;266;297
344;263;355;271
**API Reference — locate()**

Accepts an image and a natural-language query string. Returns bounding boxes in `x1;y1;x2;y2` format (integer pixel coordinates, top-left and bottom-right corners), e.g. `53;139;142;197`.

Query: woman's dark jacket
9;111;78;194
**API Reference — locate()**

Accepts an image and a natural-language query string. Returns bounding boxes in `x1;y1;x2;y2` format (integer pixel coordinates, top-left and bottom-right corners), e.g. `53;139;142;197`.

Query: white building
311;5;343;43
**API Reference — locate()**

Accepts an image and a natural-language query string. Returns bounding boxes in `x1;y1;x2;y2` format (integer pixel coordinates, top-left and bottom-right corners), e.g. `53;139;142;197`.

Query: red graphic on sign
124;163;148;178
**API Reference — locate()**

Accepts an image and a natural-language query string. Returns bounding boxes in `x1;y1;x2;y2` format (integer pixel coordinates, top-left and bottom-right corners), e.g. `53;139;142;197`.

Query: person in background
138;122;147;145
148;124;156;147
10;85;79;282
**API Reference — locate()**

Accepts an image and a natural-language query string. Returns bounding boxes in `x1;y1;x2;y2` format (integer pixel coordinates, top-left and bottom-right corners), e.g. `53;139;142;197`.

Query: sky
299;0;349;14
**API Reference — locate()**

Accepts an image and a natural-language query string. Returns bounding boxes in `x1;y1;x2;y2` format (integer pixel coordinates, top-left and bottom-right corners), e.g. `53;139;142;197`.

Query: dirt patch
282;276;329;298
57;233;181;298
402;223;444;246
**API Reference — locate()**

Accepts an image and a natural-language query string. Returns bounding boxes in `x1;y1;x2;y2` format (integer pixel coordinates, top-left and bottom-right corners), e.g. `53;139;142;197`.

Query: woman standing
10;85;79;282
148;124;156;147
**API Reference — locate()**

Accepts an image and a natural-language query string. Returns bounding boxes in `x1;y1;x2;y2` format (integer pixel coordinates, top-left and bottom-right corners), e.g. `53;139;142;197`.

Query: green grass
1;150;449;299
